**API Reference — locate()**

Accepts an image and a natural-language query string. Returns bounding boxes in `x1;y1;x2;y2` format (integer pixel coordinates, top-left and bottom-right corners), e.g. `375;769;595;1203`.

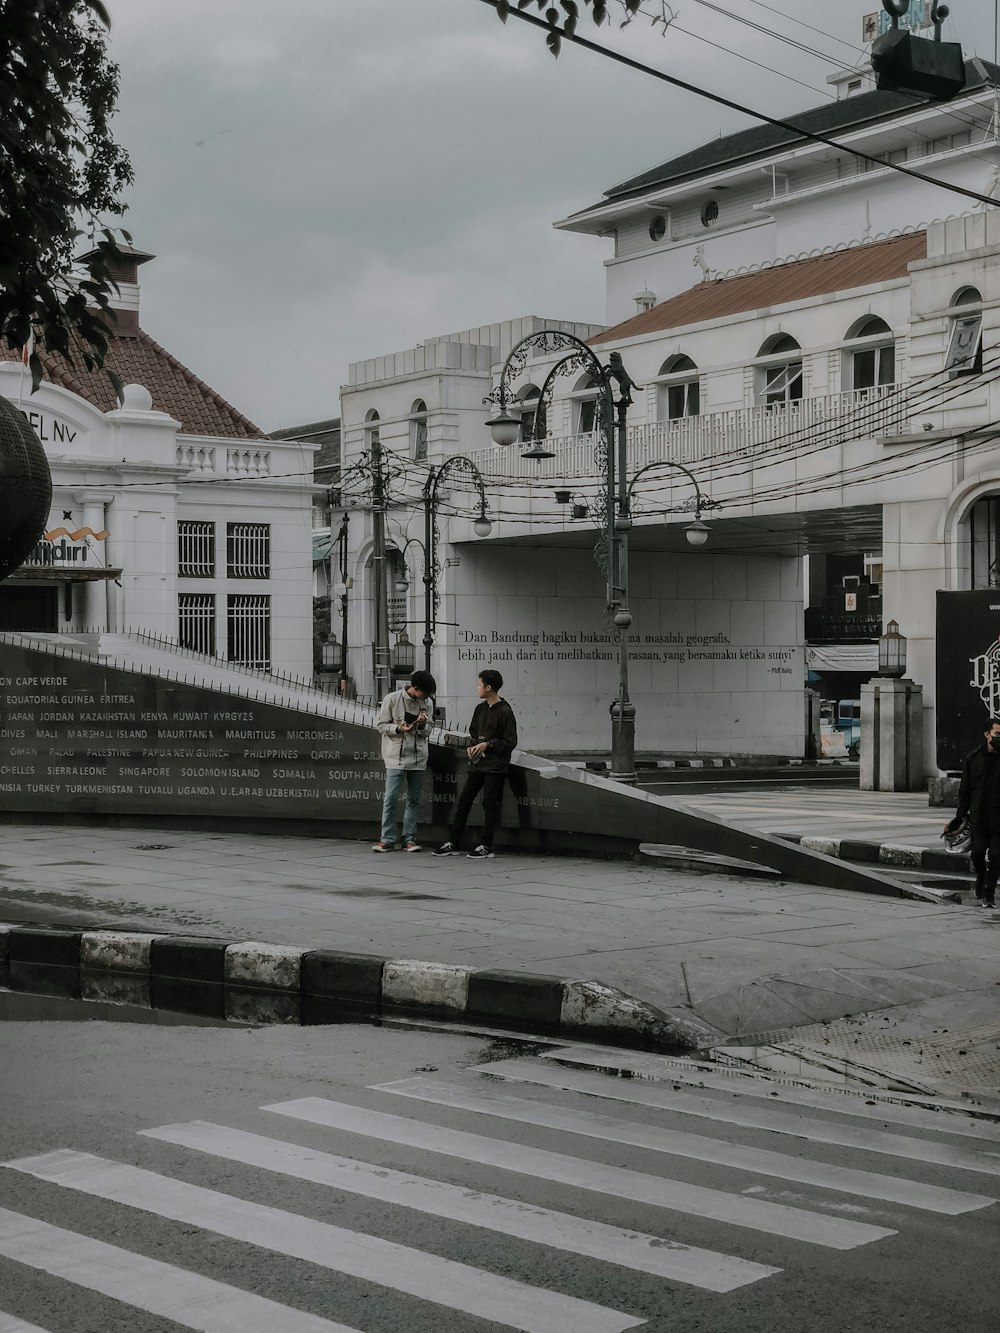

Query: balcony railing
470;386;906;479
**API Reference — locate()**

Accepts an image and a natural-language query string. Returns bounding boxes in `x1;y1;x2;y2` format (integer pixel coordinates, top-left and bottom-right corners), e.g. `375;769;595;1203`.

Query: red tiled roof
593;232;927;346
1;326;268;440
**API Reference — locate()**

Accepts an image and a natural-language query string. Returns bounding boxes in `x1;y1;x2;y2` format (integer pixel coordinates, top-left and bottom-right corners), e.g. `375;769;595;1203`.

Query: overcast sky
105;1;999;432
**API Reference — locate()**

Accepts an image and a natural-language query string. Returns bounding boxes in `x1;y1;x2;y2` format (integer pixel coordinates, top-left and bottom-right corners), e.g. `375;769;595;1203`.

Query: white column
73;489;110;631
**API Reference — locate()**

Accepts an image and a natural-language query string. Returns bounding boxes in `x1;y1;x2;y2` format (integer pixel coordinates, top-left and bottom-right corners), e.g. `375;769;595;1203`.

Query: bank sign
936;591;1000;769
863;5;933;40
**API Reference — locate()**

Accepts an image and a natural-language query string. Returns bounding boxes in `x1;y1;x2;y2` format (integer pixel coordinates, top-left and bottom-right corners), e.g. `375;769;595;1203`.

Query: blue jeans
380;768;424;845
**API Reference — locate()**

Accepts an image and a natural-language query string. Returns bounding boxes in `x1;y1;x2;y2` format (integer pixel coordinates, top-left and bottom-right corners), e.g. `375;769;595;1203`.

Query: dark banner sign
936;590;1000;770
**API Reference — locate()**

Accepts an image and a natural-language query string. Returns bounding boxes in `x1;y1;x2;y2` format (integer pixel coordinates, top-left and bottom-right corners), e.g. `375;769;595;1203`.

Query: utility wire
477;0;1000;208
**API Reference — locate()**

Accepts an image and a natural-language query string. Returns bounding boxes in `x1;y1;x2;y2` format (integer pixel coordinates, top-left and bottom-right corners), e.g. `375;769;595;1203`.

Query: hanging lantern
0;395;52;582
392;629;416;674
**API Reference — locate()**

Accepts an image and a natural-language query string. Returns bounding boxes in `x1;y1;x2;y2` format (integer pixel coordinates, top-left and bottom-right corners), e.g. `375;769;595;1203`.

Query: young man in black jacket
946;718;1000;906
433;669;517;860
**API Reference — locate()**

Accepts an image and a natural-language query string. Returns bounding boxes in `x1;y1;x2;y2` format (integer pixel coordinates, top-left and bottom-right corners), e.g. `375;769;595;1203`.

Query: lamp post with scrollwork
487;329;713;782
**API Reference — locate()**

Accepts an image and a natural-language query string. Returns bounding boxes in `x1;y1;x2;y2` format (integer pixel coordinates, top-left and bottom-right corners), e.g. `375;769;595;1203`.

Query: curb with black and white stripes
781;834;977;904
0;922;720;1053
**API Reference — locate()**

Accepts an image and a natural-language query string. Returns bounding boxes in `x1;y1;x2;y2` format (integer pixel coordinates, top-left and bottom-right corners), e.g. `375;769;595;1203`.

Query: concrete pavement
0;778;998;1100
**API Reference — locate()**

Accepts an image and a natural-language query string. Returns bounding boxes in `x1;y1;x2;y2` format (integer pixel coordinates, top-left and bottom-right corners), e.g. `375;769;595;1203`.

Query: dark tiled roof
578;59;999;212
270;418;341;480
592;232;927;345
1;328;268;441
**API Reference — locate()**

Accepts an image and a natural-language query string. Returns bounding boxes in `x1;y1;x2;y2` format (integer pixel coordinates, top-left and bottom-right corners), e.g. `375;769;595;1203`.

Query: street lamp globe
613;607;633;629
684;519;710;547
473;515;493;538
487;410;521;446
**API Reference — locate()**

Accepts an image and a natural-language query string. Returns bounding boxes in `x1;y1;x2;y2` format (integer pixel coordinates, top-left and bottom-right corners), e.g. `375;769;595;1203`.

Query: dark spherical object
0;394;53;582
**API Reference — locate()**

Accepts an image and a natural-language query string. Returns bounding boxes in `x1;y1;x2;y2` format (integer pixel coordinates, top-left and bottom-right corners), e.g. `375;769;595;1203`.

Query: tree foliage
492;0;644;56
0;0;133;391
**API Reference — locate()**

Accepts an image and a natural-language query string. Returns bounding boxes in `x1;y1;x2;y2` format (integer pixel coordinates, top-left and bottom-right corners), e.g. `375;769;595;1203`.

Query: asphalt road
0;1005;997;1332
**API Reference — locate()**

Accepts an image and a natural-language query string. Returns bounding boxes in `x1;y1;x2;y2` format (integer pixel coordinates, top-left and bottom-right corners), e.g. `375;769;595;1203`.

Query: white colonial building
335;57;1000;767
0;248;315;677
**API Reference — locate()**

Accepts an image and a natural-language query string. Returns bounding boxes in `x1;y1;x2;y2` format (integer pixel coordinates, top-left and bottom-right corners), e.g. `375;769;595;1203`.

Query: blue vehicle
836;699;862;757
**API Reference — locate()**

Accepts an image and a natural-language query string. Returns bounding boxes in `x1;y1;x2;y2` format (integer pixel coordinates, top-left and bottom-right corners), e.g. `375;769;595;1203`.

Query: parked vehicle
836;698;861;758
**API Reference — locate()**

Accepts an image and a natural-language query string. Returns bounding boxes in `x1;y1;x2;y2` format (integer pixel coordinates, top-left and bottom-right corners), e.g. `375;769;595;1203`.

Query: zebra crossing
1;1053;997;1331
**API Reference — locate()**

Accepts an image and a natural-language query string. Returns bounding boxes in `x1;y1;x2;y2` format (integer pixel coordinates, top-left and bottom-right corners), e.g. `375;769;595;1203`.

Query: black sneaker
466;845;494;859
432;842;458;857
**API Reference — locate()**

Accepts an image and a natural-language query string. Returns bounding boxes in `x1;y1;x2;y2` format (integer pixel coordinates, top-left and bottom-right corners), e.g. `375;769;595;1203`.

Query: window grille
227;594;271;668
177;521;215;577
226;522;270;578
178;593;216;655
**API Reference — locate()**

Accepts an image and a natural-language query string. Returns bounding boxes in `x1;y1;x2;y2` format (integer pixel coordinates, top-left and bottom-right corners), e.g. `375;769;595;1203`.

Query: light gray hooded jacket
376;687;431;769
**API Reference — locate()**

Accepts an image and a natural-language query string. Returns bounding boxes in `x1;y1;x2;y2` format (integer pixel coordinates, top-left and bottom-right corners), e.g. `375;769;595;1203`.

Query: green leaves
490;0;643;56
0;0;132;384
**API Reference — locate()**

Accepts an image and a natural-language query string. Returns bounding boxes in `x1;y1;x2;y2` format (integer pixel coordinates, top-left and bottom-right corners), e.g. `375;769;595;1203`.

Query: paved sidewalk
678;787;972;875
1;805;997;1081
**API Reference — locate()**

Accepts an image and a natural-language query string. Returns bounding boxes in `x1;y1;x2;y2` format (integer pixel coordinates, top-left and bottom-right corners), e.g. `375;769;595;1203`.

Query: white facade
334;63;1000;766
0;369;315;677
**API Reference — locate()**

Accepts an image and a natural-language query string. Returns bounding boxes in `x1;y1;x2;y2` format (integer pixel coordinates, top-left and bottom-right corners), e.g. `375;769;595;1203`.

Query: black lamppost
488;330;713;782
422;455;493;673
394;535;432;673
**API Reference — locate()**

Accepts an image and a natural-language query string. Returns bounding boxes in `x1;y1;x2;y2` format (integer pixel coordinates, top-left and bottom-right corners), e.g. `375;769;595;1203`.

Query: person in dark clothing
433;669;517;860
946;719;1000;906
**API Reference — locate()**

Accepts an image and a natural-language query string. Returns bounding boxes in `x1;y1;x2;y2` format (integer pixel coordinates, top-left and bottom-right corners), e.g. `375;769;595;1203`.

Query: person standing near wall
373;669;436;852
433;668;518;860
945;718;1000;907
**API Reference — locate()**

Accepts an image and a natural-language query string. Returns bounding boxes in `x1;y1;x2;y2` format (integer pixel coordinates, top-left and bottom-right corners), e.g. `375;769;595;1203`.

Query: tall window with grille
227;594;271;667
177;521;215;577
178;593;216;655
226;522;270;578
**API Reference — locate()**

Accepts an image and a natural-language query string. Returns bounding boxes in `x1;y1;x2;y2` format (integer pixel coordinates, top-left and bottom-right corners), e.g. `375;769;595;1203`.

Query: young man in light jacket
373;669;436;852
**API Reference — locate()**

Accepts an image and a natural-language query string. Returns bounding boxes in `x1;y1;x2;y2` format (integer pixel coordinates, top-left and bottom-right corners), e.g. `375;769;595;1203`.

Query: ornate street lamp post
422;455;493;673
488;330;713;782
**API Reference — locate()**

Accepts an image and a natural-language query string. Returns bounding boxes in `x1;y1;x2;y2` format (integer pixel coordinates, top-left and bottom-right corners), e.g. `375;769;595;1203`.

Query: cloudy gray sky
106;0;999;432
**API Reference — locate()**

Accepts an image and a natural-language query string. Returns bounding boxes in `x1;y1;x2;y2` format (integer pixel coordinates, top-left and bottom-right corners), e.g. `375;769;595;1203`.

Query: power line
477;0;1000;209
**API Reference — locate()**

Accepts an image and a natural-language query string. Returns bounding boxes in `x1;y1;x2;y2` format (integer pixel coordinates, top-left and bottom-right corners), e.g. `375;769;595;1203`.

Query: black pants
448;770;506;848
970;824;1000;900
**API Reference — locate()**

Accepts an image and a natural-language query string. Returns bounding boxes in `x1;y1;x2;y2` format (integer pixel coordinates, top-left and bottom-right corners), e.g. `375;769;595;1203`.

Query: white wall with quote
441;544;803;756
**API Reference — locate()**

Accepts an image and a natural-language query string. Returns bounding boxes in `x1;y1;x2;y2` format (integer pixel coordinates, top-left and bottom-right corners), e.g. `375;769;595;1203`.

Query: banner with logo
936;590;1000;769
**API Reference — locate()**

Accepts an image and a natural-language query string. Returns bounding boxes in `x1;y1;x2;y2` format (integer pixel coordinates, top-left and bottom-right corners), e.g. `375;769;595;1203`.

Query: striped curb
787;834;974;878
0;923;719;1054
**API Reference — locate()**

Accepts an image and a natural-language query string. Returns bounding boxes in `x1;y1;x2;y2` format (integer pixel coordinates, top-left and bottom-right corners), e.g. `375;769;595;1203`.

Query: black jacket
957;743;1000;827
467;698;518;773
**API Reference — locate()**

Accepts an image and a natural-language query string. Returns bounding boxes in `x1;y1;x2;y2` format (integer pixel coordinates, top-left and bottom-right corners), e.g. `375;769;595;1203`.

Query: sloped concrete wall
0;640;895;894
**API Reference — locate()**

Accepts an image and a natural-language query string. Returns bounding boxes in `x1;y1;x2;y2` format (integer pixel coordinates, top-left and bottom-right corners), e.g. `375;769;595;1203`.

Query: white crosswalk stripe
265;1095;896;1248
538;1046;1000;1140
4;1150;642;1333
372;1076;997;1215
141;1119;781;1293
4;1058;994;1330
0;1206;361;1333
477;1058;1000;1175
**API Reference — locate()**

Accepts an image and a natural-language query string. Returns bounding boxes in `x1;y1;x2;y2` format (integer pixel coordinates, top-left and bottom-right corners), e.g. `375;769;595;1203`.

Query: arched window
573;373;602;435
946;286;983;377
846;316;895;392
409;399;428;461
755;334;803;408
656;354;700;421
514;383;545;442
364;408;381;448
